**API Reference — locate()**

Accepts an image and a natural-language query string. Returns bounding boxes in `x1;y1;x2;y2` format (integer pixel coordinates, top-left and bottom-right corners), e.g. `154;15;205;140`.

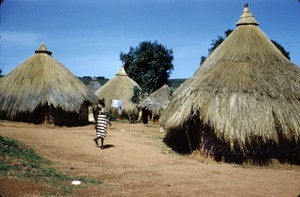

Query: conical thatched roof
160;4;300;163
0;44;98;123
139;84;171;116
94;66;140;115
87;77;101;93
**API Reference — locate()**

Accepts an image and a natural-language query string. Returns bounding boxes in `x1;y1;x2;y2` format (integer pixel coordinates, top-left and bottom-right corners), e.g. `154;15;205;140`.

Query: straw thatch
94;66;140;117
0;44;98;125
160;4;300;164
87;77;101;93
139;84;171;116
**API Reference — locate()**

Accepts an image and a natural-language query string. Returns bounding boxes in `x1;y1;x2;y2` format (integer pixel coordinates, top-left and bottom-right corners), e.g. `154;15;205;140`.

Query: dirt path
0;121;299;196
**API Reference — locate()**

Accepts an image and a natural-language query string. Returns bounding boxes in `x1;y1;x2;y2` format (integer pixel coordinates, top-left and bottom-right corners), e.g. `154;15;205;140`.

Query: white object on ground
72;180;81;185
160;127;165;133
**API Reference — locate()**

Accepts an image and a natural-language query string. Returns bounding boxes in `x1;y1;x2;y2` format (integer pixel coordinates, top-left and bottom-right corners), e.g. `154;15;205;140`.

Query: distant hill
169;78;186;90
77;76;109;86
1;75;186;91
78;76;186;91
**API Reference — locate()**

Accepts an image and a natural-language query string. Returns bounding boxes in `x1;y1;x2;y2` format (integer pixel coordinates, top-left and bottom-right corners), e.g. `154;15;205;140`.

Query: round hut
139;84;171;124
0;44;98;126
87;76;101;93
160;4;300;164
94;66;140;119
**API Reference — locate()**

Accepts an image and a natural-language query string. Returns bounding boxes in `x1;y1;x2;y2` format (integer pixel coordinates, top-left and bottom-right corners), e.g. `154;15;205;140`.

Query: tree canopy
120;41;174;94
271;40;290;60
200;29;290;64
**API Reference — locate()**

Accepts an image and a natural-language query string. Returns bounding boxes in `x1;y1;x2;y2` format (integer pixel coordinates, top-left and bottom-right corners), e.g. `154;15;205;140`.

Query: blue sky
1;0;299;79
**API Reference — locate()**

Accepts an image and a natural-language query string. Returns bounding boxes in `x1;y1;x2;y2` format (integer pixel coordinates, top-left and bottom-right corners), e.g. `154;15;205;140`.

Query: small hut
87;77;101;93
160;4;300;164
139;84;171;124
0;44;98;126
94;66;140;119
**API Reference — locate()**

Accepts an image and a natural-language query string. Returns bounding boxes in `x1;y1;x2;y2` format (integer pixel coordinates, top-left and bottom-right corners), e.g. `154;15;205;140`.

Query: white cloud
2;31;41;46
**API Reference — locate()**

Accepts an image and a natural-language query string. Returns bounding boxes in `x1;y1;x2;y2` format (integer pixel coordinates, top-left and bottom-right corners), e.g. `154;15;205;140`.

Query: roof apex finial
116;66;127;76
35;43;52;56
236;3;259;26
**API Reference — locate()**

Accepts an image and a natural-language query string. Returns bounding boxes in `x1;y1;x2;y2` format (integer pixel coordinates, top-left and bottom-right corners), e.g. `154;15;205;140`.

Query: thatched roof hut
160;4;300;164
139;84;171;116
87;77;101;93
0;44;98;126
94;66;140;117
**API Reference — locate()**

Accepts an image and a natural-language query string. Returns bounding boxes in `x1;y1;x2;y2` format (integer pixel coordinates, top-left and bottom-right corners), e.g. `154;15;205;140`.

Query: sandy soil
0;120;299;197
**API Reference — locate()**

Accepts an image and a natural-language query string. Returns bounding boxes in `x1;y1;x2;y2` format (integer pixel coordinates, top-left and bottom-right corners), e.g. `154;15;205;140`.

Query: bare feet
93;138;99;146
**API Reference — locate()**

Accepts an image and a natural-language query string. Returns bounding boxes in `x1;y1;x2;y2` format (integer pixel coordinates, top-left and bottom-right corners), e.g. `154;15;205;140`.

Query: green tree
200;29;290;64
130;86;141;104
200;29;233;64
120;41;174;94
271;40;290;60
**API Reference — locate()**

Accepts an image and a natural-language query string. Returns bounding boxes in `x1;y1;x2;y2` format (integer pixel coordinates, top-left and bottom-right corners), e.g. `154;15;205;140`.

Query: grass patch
0;135;102;194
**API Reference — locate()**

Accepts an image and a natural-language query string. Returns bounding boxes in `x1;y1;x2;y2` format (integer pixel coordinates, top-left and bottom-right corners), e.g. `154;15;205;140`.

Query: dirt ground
0;120;299;197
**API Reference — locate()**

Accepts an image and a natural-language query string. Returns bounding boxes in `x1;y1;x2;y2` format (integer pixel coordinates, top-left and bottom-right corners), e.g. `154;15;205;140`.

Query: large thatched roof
160;5;300;163
139;84;171;116
0;44;98;119
94;67;140;114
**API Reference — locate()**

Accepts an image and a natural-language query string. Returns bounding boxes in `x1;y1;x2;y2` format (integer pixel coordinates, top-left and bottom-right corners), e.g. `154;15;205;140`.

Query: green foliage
0;163;11;176
77;76;109;85
200;29;233;64
0;136;49;176
108;113;117;121
78;77;91;85
0;136;46;163
131;86;142;104
82;76;92;79
120;40;174;94
200;29;291;65
271;40;290;60
169;78;186;90
79;76;185;94
0;136;101;192
169;78;187;95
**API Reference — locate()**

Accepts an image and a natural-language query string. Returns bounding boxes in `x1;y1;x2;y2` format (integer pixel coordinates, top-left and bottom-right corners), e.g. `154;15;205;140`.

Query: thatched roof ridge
160;5;300;152
94;67;140;114
139;84;171;116
0;44;98;118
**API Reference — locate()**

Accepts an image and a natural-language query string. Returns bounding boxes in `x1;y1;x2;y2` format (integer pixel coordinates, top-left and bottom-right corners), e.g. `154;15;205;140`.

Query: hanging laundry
110;99;123;115
118;100;123;115
110;99;119;108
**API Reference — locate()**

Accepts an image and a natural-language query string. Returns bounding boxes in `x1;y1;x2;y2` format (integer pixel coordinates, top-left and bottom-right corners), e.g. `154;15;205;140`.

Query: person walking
94;106;111;150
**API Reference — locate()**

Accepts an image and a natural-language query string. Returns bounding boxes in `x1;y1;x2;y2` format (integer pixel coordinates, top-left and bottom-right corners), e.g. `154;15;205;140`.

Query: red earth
0;120;299;196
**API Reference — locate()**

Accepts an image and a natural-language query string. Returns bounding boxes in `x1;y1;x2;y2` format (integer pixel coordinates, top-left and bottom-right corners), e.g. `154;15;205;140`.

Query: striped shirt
96;114;109;139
